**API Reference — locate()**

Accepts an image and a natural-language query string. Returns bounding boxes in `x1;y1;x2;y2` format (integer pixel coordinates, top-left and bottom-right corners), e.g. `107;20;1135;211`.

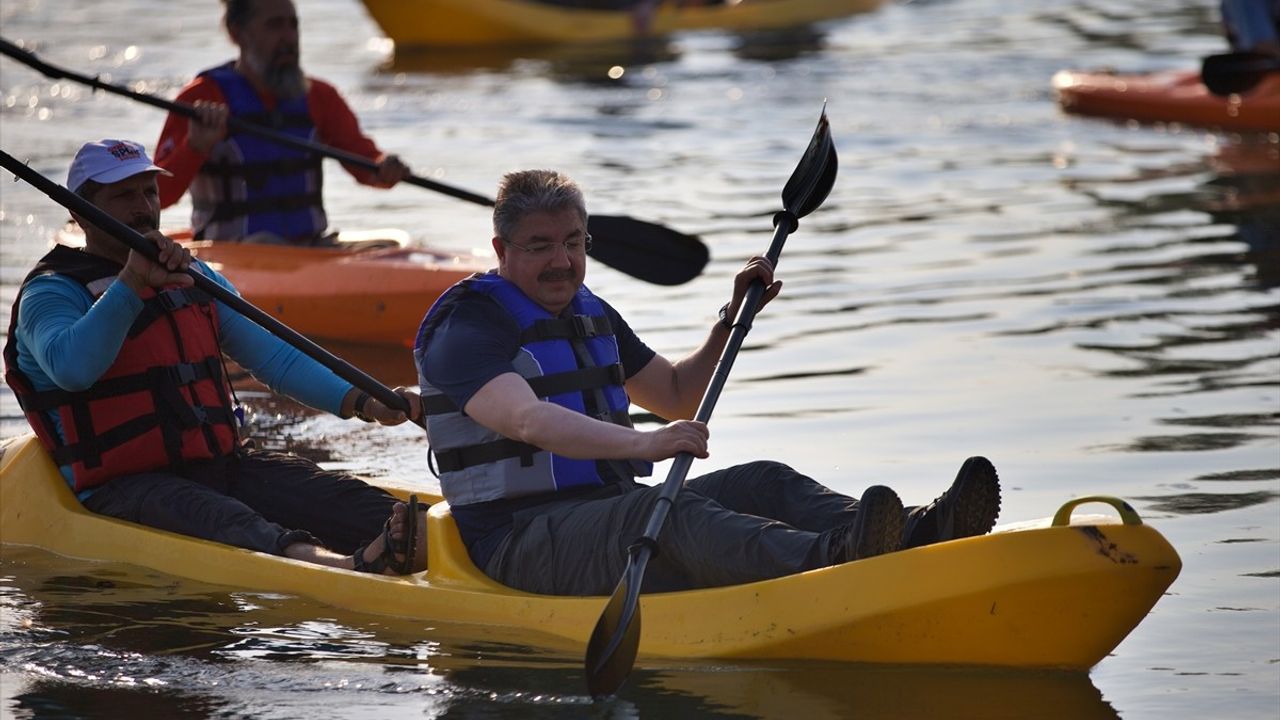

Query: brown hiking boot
827;485;905;563
903;456;1002;549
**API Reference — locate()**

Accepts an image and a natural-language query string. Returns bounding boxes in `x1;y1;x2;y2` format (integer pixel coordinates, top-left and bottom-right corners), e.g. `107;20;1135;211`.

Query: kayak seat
425;501;512;590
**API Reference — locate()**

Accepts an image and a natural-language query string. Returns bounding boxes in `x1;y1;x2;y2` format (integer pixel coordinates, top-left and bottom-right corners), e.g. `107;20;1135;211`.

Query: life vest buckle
156;288;189;311
571;314;597;338
169;362;199;385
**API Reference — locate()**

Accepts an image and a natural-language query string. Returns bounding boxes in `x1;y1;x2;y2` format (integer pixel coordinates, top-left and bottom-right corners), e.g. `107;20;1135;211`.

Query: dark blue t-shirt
416;288;657;569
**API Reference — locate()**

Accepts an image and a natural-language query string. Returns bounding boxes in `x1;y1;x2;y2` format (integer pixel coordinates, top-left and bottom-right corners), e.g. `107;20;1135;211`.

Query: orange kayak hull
1053;68;1280;132
184;238;482;347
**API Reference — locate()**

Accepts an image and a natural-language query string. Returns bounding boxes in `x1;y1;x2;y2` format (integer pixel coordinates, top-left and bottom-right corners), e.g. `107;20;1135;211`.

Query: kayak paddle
0;148;411;416
1200;51;1280;96
0;37;709;286
583;105;838;699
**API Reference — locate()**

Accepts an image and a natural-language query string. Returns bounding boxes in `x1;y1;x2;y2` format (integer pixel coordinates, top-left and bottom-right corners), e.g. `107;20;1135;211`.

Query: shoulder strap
521;314;613;344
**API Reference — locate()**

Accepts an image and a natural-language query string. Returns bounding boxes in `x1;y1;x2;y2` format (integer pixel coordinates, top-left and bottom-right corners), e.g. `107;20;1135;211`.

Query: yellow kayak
0;432;1180;668
360;0;886;48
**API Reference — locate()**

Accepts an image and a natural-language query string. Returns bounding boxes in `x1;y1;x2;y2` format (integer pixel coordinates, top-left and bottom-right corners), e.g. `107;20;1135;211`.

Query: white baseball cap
66;139;171;193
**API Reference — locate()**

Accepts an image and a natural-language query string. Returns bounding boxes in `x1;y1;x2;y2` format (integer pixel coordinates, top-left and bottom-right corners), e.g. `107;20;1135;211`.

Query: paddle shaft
638;210;797;539
585;107;834;697
584;211;794;696
0;149;409;414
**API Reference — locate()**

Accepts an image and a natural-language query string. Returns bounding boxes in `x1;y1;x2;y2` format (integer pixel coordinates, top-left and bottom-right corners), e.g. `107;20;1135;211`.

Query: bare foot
355;501;410;575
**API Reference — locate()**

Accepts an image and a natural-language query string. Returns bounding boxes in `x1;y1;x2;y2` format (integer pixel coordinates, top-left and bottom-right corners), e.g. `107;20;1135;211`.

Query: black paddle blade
1201;52;1280;96
782;108;838;219
586;214;709;286
584;552;646;698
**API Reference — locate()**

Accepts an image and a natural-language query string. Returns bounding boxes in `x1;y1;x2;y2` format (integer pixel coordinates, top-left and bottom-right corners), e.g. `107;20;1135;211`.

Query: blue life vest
415;272;652;507
190;63;325;243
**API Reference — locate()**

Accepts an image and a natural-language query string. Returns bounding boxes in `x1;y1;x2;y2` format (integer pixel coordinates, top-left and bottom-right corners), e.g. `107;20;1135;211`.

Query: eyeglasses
504;234;592;258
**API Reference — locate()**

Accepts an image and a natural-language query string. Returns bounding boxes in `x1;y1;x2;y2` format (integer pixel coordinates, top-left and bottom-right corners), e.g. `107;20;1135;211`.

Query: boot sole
948;456;1002;539
853;486;905;560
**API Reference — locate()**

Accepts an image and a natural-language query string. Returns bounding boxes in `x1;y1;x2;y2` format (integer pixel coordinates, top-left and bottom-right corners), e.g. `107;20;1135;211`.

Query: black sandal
398;495;420;574
352;495;420;575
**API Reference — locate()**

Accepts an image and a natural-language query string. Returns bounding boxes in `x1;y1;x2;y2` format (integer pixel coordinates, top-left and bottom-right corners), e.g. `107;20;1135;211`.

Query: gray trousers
82;448;398;556
483;461;862;595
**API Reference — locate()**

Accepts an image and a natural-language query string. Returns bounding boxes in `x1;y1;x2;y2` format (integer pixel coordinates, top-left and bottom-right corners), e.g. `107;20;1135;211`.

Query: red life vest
3;245;240;491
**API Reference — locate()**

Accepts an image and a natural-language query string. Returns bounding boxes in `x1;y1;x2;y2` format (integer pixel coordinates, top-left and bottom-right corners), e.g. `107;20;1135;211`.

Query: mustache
246;46;305;100
271;44;299;66
538;269;577;283
129;216;159;232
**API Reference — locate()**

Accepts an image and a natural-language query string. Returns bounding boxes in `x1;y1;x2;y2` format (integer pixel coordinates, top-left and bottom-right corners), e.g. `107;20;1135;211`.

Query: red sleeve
306;80;392;188
155;78;228;208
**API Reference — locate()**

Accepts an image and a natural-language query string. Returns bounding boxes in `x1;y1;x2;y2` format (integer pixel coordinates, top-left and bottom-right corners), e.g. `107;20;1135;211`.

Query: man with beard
154;0;409;245
413;169;1003;595
6;139;427;574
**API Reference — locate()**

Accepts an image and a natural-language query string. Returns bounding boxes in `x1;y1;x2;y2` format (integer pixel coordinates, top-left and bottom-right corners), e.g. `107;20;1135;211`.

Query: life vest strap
233;109;312;129
19;358;223;412
434;437;540;473
49;400;236;469
200;155;322;183
197;190;324;224
420;364;626;416
521;314;613;343
129;287;214;338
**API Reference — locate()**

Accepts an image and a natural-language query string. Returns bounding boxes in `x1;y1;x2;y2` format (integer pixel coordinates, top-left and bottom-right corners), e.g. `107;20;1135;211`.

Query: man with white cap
3;139;426;575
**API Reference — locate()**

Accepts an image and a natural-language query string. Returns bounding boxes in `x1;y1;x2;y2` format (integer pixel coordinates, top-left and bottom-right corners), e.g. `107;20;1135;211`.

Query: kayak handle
1051;495;1144;527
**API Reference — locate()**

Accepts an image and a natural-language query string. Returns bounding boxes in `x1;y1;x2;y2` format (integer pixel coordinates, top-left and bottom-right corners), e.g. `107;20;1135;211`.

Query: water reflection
728;26;831;63
386;40;680;81
642;664;1119;720
7;684;226;720
384;23;835;79
1;548;1123;719
1195;468;1280;482
1114;431;1271;453
1136;490;1279;515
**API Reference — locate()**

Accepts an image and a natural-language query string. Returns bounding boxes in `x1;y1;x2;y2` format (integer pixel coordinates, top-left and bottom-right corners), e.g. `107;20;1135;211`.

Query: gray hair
493;169;587;240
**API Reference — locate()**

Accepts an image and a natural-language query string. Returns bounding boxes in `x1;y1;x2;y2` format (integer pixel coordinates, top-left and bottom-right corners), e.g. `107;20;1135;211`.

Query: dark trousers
483;460;863;595
82;448;397;556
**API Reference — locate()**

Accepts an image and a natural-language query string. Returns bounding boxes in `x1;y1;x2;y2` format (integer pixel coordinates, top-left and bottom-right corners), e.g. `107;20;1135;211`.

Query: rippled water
2;0;1278;717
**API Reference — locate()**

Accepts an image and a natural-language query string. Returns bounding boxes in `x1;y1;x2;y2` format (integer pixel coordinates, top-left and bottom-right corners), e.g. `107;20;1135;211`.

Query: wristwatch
718;302;733;330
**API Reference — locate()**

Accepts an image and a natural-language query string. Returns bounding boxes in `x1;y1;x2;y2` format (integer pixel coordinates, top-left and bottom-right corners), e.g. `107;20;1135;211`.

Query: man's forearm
506;400;649;461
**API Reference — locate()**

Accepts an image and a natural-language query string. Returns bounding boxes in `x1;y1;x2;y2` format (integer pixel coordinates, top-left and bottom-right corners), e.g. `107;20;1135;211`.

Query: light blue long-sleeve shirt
12;254;353;491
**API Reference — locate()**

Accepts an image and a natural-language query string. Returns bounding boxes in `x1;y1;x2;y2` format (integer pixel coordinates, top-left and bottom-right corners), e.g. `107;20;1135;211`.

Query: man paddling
5;139;425;575
414;169;1003;595
154;0;409;245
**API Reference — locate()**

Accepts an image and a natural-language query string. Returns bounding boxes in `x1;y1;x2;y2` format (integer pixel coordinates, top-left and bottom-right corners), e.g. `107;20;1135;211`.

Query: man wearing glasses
413;169;1001;596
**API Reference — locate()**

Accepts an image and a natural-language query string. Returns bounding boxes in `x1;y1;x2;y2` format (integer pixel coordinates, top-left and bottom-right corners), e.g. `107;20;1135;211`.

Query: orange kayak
1053;68;1280;132
181;232;483;347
